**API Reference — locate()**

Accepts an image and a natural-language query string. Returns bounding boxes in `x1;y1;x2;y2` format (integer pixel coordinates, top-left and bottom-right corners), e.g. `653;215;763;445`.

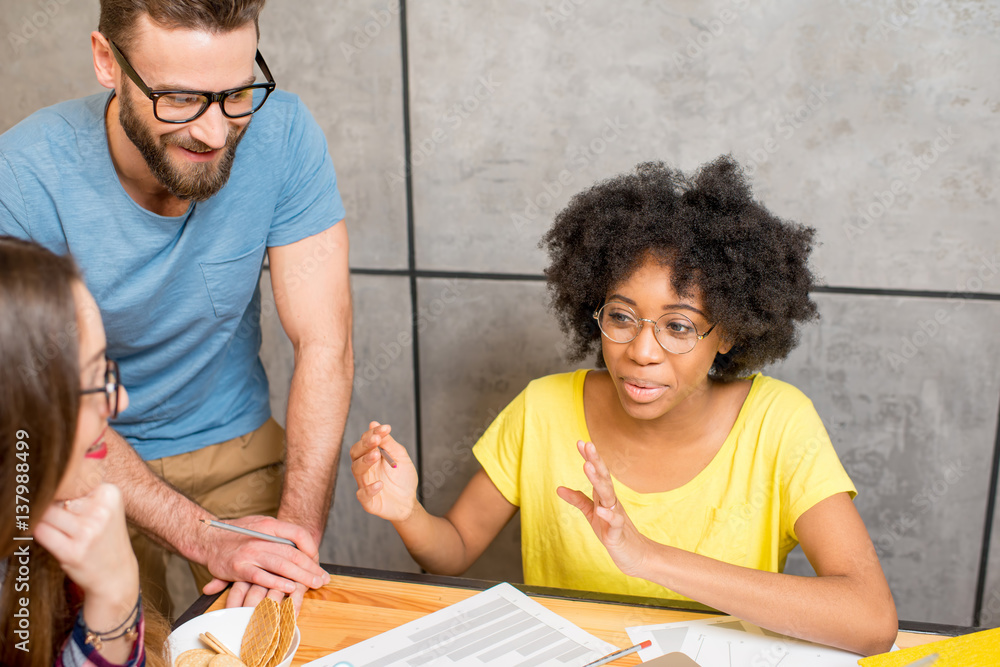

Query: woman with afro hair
350;156;897;656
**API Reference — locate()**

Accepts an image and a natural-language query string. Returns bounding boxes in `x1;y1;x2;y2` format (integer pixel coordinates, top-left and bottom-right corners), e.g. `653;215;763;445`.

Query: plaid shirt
56;611;145;667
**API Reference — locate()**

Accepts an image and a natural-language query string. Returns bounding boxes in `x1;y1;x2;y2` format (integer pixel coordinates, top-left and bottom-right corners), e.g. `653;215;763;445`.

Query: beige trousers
128;418;286;620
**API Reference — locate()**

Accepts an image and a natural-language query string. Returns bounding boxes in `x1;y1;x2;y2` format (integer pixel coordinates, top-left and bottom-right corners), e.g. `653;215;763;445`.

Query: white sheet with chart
304;582;617;667
626;617;879;666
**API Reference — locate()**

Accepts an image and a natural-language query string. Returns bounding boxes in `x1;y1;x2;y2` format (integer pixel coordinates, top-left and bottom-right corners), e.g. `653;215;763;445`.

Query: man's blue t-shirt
0;90;346;459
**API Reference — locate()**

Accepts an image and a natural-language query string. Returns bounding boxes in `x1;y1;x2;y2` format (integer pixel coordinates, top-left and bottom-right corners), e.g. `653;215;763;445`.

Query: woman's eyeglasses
593;302;716;355
80;358;121;419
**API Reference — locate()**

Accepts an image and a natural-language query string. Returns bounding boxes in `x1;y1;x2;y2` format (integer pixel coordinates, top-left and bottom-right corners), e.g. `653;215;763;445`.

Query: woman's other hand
350;421;419;523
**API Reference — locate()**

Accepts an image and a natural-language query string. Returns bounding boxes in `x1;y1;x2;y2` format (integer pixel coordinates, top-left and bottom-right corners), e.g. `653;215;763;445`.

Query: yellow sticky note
858;627;1000;667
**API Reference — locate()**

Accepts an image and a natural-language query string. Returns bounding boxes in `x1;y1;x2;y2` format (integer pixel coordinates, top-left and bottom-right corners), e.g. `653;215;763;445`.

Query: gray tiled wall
772;294;1000;625
259;271;420;573
260;3;409;269
3;0;998;628
416;278;586;582
985;483;1000;628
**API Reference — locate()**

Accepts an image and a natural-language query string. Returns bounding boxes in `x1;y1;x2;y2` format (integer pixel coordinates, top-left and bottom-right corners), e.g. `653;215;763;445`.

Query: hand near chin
557;440;651;578
34;483;139;605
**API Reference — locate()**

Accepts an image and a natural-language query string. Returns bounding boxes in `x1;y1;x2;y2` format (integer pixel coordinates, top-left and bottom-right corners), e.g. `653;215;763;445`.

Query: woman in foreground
0;237;167;666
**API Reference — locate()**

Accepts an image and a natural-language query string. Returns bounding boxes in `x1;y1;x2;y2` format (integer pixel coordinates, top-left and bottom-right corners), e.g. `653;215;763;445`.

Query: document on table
626;617;875;666
304;582;617;667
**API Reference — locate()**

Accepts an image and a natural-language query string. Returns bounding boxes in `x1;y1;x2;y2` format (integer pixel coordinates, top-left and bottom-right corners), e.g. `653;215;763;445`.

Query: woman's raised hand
557;440;652;578
350;421;419;522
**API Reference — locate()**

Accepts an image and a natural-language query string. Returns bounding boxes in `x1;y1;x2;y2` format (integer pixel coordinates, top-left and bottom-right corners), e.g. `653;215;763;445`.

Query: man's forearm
104;424;332;599
103;428;215;563
279;342;353;543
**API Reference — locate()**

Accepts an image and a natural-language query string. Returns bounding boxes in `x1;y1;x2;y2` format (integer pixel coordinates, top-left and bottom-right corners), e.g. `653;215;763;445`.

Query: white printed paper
627;617;870;666
305;583;617;667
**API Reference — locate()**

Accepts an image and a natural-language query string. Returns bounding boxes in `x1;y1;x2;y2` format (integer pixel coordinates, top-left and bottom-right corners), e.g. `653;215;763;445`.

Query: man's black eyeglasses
106;38;276;124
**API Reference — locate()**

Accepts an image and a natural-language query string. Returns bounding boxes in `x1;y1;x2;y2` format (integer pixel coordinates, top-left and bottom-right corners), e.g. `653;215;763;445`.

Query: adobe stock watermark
727;425;829;531
339;1;400;63
509;117;628;236
743;85;832;176
883;254;997;371
396;606;489;663
354;280;468;390
981;588;1000;628
17;287;103;382
870;457;970;559
233;230;347;345
843;126;959;242
422;405;502;502
750;636;810;666
218;458;284;519
7;0;72;54
875;0;922;38
12;429;33;653
543;0;588;29
670;0;752;71
384;74;502;192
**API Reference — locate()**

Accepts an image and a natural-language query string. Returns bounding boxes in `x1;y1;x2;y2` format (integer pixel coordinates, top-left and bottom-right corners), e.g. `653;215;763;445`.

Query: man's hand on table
198;514;329;614
203;579;310;615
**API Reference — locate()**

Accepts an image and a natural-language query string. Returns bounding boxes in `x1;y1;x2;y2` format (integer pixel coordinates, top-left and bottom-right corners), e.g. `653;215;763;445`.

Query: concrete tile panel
405;1;999;290
0;0;104;129
417;278;586;582
260;0;408;269
980;435;1000;628
770;293;1000;626
259;270;419;573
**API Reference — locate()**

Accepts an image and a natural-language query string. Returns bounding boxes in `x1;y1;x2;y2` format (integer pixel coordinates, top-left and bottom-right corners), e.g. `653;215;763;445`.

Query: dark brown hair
99;0;267;51
0;238;168;667
0;237;82;666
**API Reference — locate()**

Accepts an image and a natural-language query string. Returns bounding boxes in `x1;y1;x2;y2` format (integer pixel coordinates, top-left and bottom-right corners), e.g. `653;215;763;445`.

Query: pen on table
583;640;652;667
904;654;939;667
199;519;297;548
378;445;398;468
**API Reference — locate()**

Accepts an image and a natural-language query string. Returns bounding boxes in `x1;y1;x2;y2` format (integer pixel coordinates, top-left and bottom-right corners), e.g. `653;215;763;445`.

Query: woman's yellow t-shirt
472;370;857;600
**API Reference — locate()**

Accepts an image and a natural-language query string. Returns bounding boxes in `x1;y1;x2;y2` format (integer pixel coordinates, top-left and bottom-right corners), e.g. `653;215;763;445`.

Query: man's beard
118;89;247;202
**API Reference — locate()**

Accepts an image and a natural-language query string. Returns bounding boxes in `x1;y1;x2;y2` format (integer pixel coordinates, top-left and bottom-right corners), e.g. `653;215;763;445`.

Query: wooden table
178;564;970;666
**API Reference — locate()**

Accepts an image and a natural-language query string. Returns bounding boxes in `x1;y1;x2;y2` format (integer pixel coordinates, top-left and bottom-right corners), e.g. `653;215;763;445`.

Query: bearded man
0;0;351;618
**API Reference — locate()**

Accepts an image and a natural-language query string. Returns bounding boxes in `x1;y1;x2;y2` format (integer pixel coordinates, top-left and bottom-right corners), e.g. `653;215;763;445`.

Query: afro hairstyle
540;155;819;381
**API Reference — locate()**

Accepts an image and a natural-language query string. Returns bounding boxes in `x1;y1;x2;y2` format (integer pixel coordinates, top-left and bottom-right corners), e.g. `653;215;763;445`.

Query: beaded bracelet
80;591;142;652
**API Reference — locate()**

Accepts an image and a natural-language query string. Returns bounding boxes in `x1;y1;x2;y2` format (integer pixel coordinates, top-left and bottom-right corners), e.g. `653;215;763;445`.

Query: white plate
168;607;300;667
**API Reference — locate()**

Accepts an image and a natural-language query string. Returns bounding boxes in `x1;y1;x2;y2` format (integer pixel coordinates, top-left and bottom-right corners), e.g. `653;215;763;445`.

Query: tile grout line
973;391;1000;626
345;268;1000;301
397;0;424;506
263;260;1000;305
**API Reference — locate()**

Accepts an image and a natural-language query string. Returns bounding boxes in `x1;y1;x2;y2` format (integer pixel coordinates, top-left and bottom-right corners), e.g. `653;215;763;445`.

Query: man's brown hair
99;0;266;51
